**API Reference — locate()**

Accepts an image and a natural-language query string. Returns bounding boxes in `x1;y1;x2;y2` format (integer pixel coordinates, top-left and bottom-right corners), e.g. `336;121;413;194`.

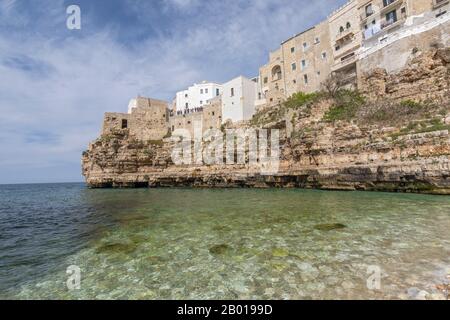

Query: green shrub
323;90;365;122
284;92;321;110
400;99;423;111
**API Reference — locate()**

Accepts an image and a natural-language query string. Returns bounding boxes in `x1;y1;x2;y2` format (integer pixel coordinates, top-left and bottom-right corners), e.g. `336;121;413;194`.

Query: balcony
331;53;357;72
381;17;405;30
433;0;449;9
360;9;375;24
335;29;355;44
380;0;404;15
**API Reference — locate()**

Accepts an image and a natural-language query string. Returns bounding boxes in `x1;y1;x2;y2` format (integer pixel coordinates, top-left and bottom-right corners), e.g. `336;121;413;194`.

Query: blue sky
0;0;347;184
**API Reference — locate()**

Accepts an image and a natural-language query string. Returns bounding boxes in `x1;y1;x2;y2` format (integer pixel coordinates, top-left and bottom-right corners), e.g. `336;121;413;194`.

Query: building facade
175;81;222;112
357;0;445;46
221;76;258;124
328;0;362;85
257;0;448;102
103;97;169;141
281;20;334;97
169;96;223;137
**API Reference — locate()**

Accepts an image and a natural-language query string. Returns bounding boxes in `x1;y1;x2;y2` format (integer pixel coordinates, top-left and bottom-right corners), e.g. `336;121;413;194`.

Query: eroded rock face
360;48;450;104
81;122;450;194
82;49;450;194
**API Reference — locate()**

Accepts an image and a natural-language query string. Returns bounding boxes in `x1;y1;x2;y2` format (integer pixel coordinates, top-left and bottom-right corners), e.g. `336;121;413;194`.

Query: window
314;37;320;44
185;94;188;98
231;88;234;97
335;45;341;51
263;77;268;84
346;22;351;29
321;52;327;60
340;26;345;33
185;103;189;108
291;63;297;71
291;47;295;53
301;59;307;70
171;125;174;131
293;79;297;84
121;119;128;129
272;65;282;81
216;88;220;96
304;74;308;84
383;0;396;7
365;4;374;17
317;71;321;76
258;92;262;99
188;121;191;124
201;89;204;94
200;100;203;105
386;10;398;24
303;42;308;51
205;88;208;94
212;112;215;116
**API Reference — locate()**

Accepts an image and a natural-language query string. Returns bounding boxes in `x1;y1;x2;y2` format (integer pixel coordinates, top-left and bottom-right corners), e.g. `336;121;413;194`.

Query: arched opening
340;26;345;33
272;65;282;81
346;22;351;29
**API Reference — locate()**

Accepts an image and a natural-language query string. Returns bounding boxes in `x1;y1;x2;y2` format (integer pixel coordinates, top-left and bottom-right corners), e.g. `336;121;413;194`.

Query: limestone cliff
82;48;450;194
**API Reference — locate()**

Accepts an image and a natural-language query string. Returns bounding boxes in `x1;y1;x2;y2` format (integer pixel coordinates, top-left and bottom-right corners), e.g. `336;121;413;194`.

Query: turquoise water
0;183;449;299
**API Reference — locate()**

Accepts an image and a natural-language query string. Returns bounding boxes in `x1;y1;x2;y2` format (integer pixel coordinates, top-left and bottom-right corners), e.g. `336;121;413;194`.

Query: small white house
221;76;258;123
175;81;222;112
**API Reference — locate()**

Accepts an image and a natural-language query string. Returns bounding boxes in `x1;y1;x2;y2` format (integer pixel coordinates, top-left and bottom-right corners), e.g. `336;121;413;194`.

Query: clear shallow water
0;183;449;300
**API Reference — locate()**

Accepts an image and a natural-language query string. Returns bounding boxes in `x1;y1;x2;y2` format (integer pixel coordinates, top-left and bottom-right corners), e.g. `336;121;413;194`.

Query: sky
0;0;347;184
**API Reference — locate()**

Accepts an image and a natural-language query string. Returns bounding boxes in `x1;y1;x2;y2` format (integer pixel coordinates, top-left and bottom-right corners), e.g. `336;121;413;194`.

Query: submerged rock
96;242;137;254
314;223;347;231
212;225;232;232
209;244;231;255
146;256;167;264
272;248;289;258
271;262;288;272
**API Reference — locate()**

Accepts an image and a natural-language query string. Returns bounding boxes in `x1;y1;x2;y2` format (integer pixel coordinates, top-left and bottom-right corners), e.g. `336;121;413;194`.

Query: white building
175;81;222;112
221;76;258;124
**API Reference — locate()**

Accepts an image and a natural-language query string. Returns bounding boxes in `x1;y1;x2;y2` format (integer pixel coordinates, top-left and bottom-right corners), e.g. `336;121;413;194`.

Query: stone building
258;48;287;106
102;97;169;141
357;0;447;46
281;21;334;96
328;0;362;86
169;96;223;137
257;0;449;103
